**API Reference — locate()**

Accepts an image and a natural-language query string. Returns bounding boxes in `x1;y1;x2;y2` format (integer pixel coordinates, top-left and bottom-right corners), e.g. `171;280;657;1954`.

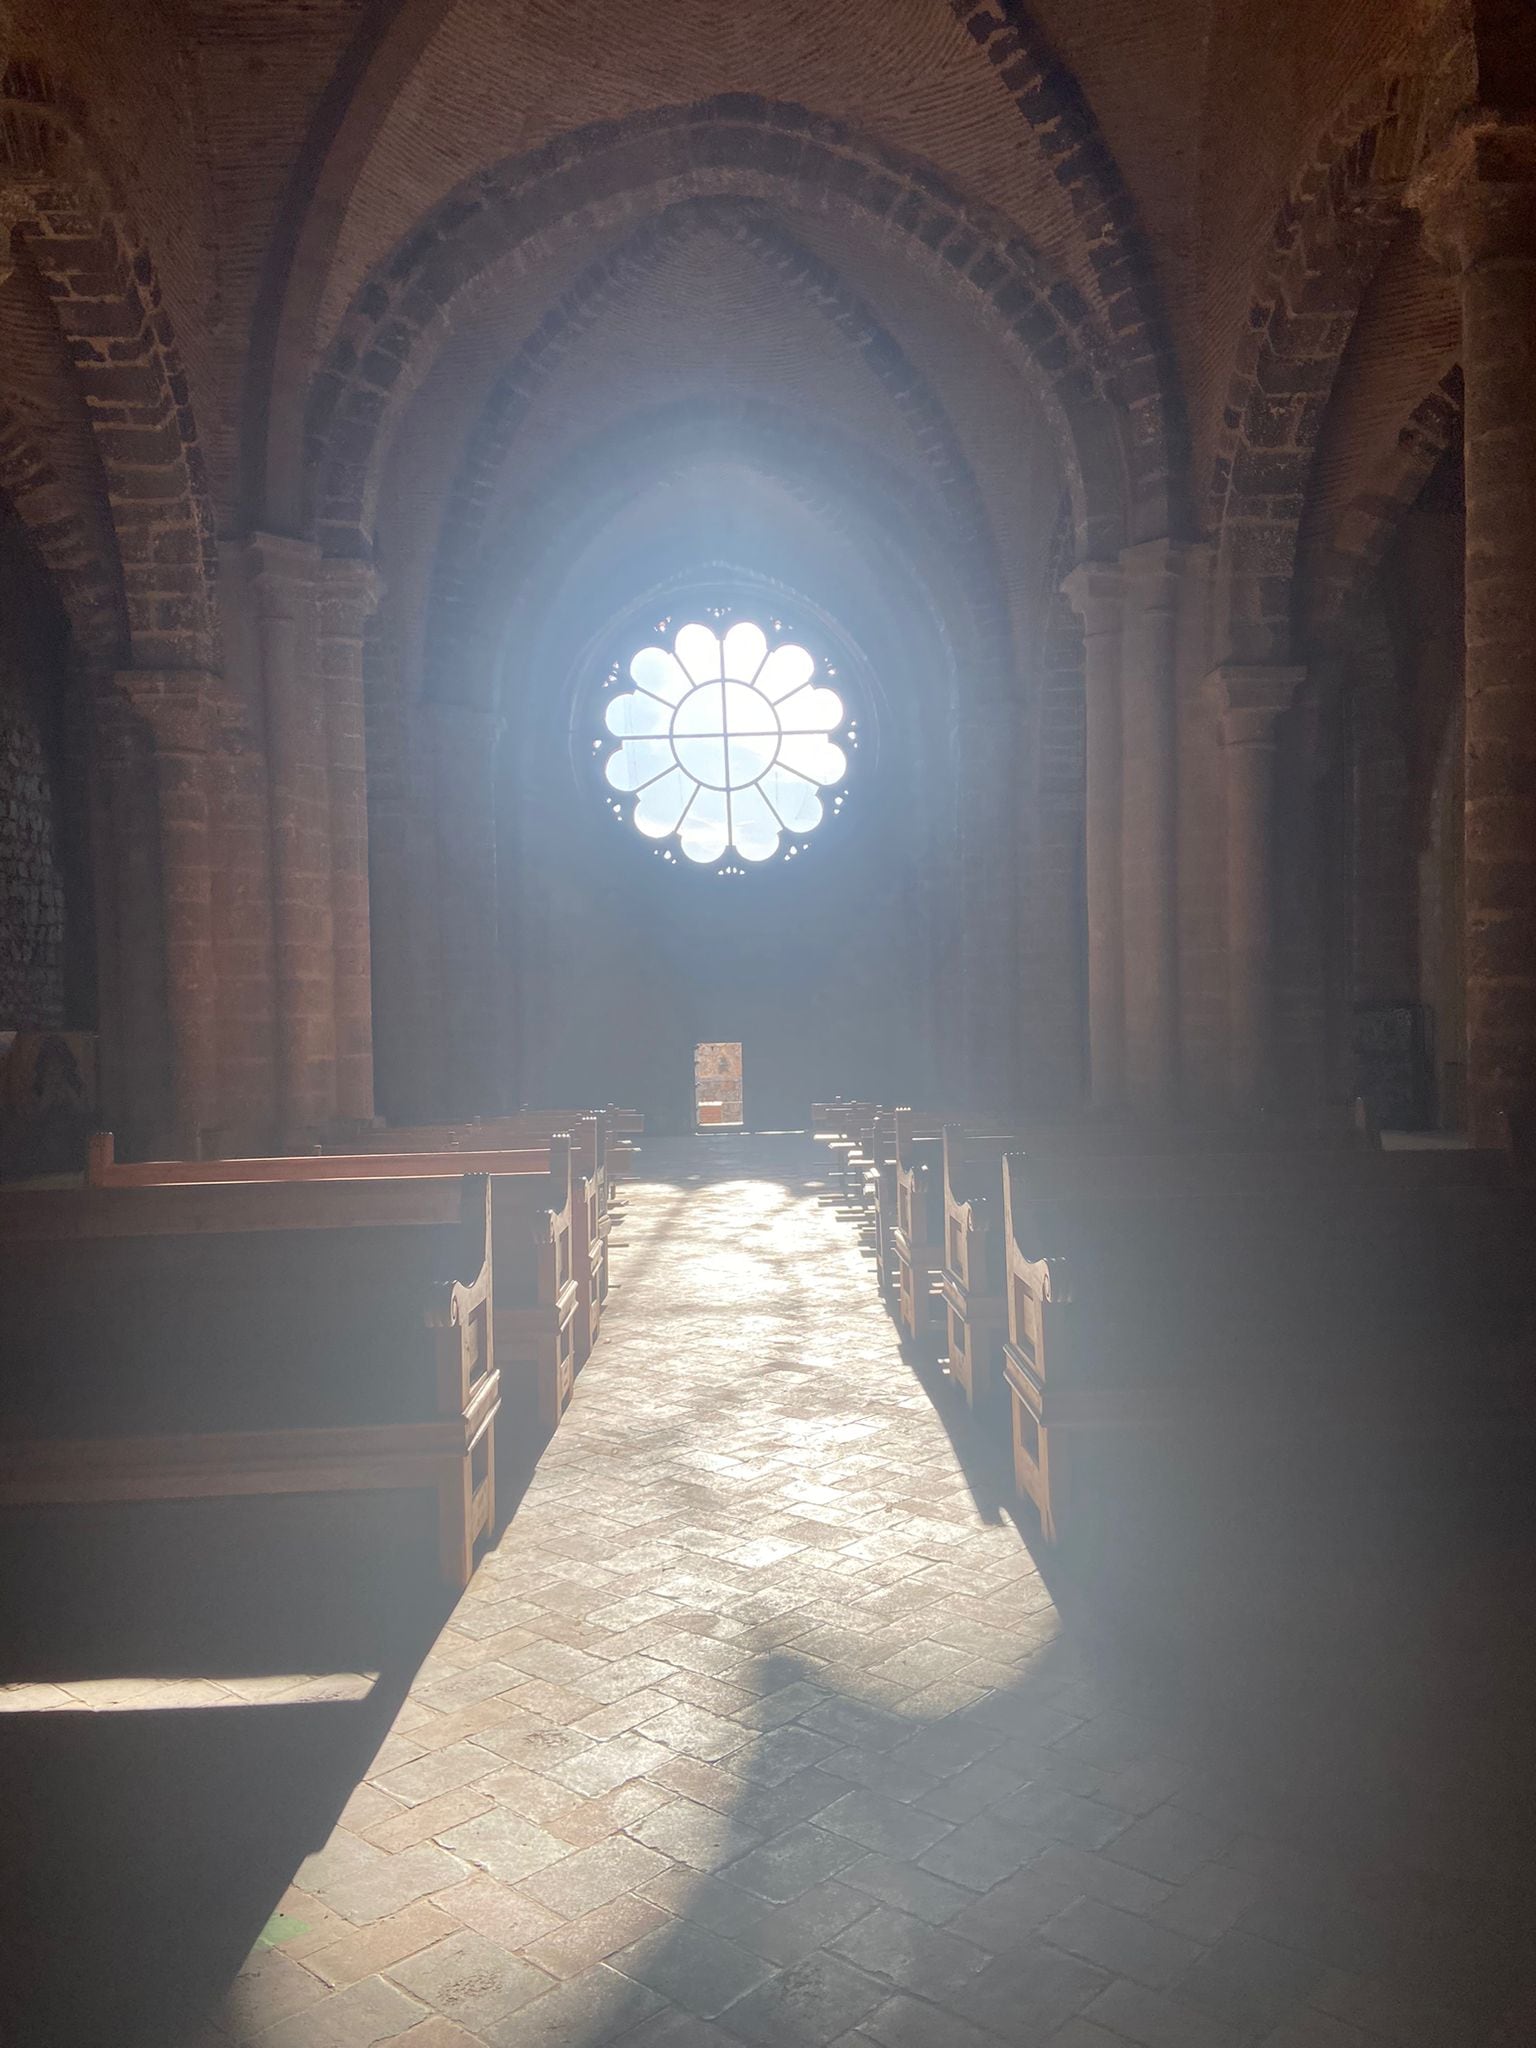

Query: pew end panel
0;1173;504;1593
892;1109;947;1351
939;1127;1020;1408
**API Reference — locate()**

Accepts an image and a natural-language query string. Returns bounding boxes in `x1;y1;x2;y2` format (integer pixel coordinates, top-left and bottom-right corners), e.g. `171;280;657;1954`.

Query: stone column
248;533;335;1143
318;558;381;1126
1061;563;1125;1109
114;668;220;1152
1214;664;1304;1111
1118;540;1185;1114
1411;120;1536;1142
431;703;504;1119
956;695;1019;1113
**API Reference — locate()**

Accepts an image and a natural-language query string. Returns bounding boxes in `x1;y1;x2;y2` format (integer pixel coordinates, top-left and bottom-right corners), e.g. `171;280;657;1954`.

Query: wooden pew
998;1142;1535;1545
857;1109;899;1296
0;1172;500;1590
938;1125;1021;1409
585;1106;642;1186
341;1114;606;1377
465;1113;609;1350
892;1108;949;1348
811;1099;878;1205
90;1130;580;1434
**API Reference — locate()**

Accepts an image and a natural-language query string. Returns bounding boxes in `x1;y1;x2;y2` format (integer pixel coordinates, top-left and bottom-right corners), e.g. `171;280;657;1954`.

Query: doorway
694;1042;744;1129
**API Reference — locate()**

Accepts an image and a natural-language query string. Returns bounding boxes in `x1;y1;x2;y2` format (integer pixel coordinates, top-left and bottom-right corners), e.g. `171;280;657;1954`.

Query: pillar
248;533;334;1143
318;558;381;1126
1213;664;1304;1111
1411;120;1536;1142
956;695;1019;1112
113;668;221;1152
431;703;504;1118
1061;563;1125;1109
1118;540;1185;1113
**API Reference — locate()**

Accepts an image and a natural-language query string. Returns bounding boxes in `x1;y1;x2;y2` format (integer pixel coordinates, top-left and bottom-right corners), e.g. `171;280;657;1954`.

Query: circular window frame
586;591;865;877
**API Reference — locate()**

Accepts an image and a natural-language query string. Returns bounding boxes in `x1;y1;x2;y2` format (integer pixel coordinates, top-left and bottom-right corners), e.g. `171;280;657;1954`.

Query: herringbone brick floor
204;1138;1536;2048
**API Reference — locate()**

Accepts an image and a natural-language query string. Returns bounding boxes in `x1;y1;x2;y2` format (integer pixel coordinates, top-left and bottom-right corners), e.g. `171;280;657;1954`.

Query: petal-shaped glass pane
727;725;778;782
605;737;673;791
630;645;689;705
679;792;729;863
687;783;728;833
756;642;816;703
777;733;846;787
606;690;670;738
722;620;768;683
777;685;844;734
730;782;781;861
675;623;722;684
760;767;823;832
633;765;693;837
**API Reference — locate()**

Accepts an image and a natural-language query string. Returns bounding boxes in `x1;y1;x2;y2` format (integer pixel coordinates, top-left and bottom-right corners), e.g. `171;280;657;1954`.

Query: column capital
245;530;320;611
1118;538;1188;611
1408;115;1536;271
318;554;383;625
1061;560;1124;636
112;667;224;755
1212;663;1305;748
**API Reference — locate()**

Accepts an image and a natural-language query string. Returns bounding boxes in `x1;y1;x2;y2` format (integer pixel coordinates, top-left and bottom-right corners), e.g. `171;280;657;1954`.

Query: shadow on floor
11;1140;1536;2046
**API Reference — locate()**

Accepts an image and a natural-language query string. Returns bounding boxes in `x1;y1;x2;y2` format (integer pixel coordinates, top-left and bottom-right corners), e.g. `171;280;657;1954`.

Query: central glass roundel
602;619;847;864
670;680;781;789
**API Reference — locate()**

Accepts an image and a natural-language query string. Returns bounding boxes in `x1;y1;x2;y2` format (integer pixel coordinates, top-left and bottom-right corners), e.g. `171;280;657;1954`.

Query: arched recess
300;101;1135;566
1207;22;1469;665
0;64;216;670
1277;379;1467;1126
369;397;1070;1123
950;0;1191;536
0;398;127;677
251;0;1181;541
1301;368;1462;651
0;394;128;1035
423;198;1016;715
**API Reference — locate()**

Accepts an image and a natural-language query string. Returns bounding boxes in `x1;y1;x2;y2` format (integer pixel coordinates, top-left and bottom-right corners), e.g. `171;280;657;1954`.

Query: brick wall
0;509;70;1029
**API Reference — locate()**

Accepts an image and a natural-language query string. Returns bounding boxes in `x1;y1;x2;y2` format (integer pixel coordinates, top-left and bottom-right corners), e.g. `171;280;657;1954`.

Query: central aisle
214;1139;1527;2048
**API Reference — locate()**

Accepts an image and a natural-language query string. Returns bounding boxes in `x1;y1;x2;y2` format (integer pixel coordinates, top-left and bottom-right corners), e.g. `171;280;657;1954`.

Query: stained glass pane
675;622;723;684
756;643;816;702
778;733;846;785
760;767;823;832
606;691;669;738
722;620;768;682
630;646;689;704
633;765;693;837
605;737;672;791
731;783;781;861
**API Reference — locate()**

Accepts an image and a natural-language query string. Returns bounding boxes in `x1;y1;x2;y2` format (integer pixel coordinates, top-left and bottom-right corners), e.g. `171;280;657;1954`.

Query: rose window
602;620;848;864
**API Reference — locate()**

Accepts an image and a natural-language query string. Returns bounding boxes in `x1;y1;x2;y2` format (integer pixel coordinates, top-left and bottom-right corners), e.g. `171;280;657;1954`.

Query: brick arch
0;63;215;667
254;0;1169;541
423;197;1017;711
950;0;1190;538
1207;18;1468;666
0;397;127;674
420;398;1000;739
1301;368;1462;652
304;100;1134;565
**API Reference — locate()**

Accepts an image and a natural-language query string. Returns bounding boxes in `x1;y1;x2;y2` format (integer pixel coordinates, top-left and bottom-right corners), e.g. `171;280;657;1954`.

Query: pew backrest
0;1172;495;1435
942;1127;1020;1295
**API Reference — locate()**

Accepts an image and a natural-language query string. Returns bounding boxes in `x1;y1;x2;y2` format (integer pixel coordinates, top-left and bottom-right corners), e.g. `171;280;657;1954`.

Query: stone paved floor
204;1138;1536;2048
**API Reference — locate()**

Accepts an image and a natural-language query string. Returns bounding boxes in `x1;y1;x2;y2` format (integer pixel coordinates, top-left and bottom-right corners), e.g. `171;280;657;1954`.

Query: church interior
3;0;1536;2042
